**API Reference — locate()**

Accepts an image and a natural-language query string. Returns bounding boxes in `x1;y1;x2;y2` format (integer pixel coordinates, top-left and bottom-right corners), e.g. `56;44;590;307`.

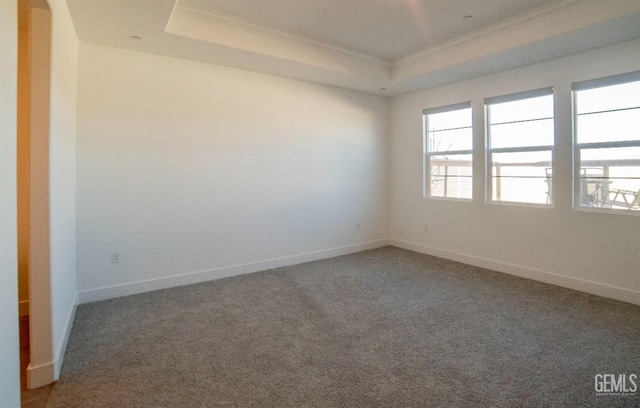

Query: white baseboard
19;300;29;317
27;360;54;389
53;293;78;380
27;293;78;388
390;239;640;306
79;239;391;304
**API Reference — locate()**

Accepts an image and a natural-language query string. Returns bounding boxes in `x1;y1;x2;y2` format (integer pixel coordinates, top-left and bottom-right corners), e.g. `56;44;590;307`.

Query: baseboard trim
79;239;391;304
53;293;78;380
27;360;54;389
390;239;640;306
27;294;78;388
19;300;29;317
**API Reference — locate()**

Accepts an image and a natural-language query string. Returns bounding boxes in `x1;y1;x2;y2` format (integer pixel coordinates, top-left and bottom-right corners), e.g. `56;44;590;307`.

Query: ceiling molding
391;0;640;85
170;0;390;70
394;0;586;68
66;0;640;96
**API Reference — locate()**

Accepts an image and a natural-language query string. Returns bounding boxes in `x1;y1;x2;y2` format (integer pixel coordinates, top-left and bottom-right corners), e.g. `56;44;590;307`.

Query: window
486;88;554;205
573;71;640;212
423;103;472;199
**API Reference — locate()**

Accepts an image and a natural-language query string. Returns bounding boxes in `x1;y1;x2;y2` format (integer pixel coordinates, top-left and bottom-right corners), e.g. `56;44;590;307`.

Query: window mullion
490;145;553;154
428;149;473;156
577;140;640;150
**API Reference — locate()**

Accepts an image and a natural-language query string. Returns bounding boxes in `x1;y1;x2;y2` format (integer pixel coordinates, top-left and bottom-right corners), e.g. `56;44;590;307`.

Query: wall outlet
111;252;120;263
356;222;361;231
423;224;429;233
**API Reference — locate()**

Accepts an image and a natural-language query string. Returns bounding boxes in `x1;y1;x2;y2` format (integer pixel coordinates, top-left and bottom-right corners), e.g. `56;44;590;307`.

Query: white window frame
485;87;554;206
423;102;473;200
572;70;640;214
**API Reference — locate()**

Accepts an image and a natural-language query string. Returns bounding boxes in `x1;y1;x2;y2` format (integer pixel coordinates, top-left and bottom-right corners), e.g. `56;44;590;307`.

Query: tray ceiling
67;0;640;95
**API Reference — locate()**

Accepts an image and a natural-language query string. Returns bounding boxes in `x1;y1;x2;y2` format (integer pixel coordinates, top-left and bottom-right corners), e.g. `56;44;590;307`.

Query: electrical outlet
111;252;120;264
356;222;361;231
423;224;429;233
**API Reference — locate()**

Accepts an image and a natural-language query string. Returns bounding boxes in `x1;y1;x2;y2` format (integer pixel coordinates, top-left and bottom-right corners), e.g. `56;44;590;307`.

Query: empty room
1;0;640;407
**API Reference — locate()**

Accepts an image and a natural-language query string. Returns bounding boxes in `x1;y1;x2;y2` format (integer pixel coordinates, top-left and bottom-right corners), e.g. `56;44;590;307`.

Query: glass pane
489;94;553;125
491;151;552;204
575;106;640;144
575;81;640;115
429;154;472;199
579;147;640;210
426;108;472;132
490;118;554;149
427;127;472;152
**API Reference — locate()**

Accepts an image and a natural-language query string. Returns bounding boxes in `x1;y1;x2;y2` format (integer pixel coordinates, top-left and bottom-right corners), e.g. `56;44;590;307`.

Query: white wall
23;0;78;388
0;0;21;406
76;43;389;302
48;0;78;380
390;39;640;305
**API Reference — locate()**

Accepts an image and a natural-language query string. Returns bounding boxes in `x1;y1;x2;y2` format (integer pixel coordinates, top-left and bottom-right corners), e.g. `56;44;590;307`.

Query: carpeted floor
48;247;640;407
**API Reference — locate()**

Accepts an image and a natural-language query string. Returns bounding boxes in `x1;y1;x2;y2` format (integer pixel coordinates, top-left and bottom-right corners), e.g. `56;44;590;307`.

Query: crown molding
170;0;390;70
391;0;640;86
393;0;589;69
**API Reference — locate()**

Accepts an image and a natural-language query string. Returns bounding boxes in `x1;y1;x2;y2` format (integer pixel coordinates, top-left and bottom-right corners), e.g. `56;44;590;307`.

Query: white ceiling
179;0;556;61
66;0;640;96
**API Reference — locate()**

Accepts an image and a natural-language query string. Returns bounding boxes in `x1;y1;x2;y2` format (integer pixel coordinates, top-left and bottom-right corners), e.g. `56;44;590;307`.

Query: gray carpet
48;247;640;407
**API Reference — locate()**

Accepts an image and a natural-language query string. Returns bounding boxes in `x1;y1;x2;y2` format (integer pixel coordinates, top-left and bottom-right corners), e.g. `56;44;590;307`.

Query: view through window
486;89;554;205
423;103;472;199
574;72;640;212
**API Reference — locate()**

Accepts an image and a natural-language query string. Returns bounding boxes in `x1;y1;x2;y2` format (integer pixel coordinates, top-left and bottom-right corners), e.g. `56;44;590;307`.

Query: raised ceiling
66;0;640;95
178;0;556;60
